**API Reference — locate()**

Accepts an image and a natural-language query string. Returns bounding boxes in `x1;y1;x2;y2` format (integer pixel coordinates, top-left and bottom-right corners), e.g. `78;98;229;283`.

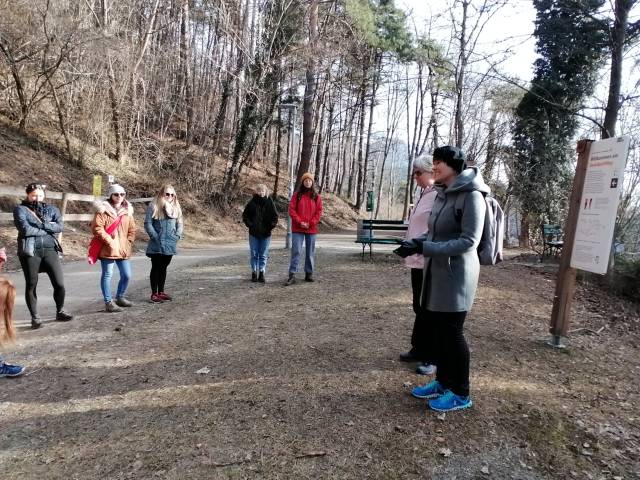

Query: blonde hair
255;183;268;195
151;183;183;220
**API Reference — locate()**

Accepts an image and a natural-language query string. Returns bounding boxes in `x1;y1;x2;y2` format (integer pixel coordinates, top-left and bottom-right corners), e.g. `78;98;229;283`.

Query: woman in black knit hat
403;146;489;413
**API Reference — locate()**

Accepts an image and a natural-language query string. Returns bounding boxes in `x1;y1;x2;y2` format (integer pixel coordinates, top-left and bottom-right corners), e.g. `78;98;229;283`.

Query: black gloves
410;239;424;254
393;239;423;258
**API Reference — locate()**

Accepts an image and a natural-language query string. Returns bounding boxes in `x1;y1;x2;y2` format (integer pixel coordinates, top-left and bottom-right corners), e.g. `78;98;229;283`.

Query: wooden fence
0;186;152;223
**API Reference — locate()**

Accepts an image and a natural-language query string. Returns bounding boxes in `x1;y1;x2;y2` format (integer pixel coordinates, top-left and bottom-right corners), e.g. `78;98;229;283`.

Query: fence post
58;192;69;246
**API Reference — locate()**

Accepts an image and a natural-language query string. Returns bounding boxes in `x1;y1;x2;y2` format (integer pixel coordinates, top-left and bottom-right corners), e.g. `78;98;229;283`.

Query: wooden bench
541;224;563;260
355;219;408;258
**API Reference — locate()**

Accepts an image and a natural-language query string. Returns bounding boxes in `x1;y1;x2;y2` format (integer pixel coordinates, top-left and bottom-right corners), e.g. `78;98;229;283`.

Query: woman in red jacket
285;172;323;285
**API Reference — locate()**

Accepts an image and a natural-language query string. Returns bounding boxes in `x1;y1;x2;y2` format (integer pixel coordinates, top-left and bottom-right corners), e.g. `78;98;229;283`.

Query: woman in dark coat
13;183;73;328
242;184;278;283
404;146;489;413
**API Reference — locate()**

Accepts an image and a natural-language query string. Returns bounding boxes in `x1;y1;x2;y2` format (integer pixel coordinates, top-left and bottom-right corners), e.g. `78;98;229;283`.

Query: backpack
454;192;504;265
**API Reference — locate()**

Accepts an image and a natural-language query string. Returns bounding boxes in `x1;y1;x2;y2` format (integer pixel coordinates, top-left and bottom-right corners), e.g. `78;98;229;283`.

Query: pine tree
512;0;606;243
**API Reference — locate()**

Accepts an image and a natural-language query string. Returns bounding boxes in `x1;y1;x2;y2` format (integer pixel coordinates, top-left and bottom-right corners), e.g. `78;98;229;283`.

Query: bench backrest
357;219;407;239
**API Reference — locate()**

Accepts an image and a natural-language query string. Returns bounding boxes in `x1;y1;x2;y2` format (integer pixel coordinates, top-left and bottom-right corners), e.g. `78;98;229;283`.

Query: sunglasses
164;192;175;197
26;183;47;192
111;192;126;197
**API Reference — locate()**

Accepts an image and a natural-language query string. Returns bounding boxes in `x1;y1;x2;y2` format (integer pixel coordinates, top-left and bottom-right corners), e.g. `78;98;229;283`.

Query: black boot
285;273;296;286
56;310;74;322
251;271;258;282
31;315;42;329
258;271;265;283
304;272;314;282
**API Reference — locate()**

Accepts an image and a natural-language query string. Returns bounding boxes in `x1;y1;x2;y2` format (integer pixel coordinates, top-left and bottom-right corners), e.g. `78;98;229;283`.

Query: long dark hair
296;183;318;201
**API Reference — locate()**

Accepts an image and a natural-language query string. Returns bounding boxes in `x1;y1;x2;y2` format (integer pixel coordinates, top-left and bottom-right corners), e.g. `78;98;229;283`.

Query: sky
398;0;538;80
367;1;540;144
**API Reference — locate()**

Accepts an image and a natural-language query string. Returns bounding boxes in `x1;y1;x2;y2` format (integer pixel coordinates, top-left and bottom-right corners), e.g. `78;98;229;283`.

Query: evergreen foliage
512;0;607;229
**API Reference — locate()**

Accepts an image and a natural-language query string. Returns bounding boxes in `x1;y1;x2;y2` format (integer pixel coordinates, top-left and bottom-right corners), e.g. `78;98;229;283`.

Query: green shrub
612;255;640;300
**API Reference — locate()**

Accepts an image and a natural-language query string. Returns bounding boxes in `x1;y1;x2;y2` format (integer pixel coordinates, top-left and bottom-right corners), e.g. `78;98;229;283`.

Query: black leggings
149;254;173;294
429;310;470;397
410;268;436;364
19;248;65;319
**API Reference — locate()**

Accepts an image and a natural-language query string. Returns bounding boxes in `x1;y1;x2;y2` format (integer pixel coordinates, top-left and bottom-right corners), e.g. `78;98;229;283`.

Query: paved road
3;233;369;324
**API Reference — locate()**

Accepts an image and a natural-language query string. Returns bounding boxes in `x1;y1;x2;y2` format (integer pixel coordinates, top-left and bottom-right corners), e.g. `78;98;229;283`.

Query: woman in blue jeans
91;184;137;313
242;184;278;283
285;173;323;285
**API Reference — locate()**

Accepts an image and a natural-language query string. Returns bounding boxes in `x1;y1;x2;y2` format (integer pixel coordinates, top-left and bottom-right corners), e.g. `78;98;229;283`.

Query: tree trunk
212;1;249;153
601;0;629;139
107;57;124;164
603;0;631;279
358;52;381;211
180;0;193;146
484;110;498;179
47;77;75;165
454;0;469;148
273;105;283;197
296;0;319;186
354;77;367;209
320;101;333;193
314;102;325;181
0;40;29;130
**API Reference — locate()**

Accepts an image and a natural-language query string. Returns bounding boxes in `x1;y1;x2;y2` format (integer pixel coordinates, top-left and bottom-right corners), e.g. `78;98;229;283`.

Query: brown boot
105;301;123;313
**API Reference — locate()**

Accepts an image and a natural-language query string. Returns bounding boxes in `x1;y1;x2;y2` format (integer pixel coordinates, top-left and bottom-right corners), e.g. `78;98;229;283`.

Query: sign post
549;137;630;347
570;136;630;274
366;190;374;213
92;175;102;197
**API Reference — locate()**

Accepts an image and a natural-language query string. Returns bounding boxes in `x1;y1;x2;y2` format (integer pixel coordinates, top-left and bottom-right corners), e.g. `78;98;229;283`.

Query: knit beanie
108;184;126;196
301;172;314;183
433;146;467;174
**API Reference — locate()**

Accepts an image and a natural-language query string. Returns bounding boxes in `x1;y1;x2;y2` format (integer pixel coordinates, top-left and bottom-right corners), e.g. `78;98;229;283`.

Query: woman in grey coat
144;184;184;303
403;146;489;413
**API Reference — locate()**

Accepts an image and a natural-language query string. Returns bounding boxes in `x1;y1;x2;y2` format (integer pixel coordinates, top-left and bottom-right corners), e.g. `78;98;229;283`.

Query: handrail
0;185;152;223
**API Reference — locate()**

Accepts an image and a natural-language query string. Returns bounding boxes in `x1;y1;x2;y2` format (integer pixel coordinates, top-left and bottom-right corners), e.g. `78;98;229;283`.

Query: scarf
21;200;47;221
163;201;179;219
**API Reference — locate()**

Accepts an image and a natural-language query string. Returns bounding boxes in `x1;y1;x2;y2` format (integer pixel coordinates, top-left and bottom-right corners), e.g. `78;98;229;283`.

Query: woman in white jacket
398;157;437;375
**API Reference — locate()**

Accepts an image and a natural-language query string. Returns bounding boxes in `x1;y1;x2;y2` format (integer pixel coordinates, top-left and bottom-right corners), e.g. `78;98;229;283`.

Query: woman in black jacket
13;183;73;328
242;184;278;283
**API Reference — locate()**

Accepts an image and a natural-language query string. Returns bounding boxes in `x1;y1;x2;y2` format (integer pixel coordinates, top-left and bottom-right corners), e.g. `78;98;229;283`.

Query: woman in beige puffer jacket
91;184;136;312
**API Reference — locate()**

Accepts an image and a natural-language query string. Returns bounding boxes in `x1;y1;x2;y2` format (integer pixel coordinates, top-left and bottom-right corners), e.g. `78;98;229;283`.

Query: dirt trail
0;243;638;479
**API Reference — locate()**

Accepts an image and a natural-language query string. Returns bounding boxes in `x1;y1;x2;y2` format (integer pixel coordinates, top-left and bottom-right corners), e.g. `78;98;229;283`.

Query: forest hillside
0;115;360;269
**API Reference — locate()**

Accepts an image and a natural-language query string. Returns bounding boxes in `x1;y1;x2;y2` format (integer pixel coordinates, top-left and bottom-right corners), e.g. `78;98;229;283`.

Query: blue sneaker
411;380;444;399
0;363;25;378
428;390;472;412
